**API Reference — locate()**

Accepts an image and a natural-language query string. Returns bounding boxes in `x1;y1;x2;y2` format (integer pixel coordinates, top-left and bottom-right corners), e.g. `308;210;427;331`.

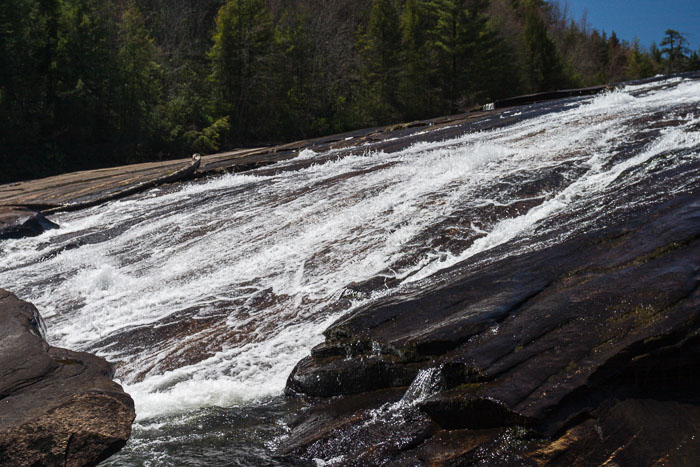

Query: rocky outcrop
280;190;700;464
43;153;202;214
0;289;135;466
482;85;609;110
0;206;58;240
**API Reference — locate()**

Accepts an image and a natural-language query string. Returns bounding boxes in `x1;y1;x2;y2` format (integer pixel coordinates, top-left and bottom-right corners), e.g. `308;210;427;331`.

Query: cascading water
1;76;699;464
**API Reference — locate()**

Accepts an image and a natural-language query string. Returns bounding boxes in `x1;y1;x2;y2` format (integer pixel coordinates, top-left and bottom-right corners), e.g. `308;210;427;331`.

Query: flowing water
1;76;699;465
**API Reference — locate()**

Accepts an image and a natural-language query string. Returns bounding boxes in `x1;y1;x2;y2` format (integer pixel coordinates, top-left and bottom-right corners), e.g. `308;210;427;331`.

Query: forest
2;0;699;183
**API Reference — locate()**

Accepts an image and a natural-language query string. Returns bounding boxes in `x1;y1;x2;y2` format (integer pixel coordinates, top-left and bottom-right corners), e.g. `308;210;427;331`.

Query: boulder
0;289;135;466
0;206;58;240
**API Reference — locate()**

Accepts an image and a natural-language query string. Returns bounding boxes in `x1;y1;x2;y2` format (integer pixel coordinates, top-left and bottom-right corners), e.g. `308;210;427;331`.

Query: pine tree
476;13;522;102
523;1;565;91
626;39;655;80
209;0;275;143
0;0;58;181
359;0;402;123
423;0;493;112
116;1;163;160
688;49;700;72
0;0;59;144
660;29;690;73
413;0;501;113
53;0;126;168
270;5;313;137
399;0;435;118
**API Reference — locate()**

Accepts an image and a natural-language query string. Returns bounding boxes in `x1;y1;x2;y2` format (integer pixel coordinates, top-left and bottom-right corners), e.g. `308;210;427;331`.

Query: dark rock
523;399;700;466
0;289;135;466
286;354;424;397
280;388;437;465
0;206;58;240
280;190;700;463
419;385;532;430
386;427;511;466
484;85;609;110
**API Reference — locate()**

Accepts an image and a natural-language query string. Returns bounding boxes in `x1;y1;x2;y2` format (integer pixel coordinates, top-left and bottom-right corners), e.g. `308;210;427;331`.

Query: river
1;75;699;465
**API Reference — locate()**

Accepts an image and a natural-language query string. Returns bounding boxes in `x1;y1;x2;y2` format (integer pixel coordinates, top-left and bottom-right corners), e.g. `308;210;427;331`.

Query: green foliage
395;0;517;116
399;0;435;118
358;0;403;123
184;116;230;153
272;3;338;138
428;0;478;111
0;0;56;139
55;0;120;138
209;0;275;142
660;29;691;73
523;2;565;91
116;2;163;159
626;39;656;80
688;50;700;72
0;0;685;183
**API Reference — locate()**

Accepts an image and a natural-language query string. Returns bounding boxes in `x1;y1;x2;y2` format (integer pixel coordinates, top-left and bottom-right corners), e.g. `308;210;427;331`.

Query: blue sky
556;0;700;50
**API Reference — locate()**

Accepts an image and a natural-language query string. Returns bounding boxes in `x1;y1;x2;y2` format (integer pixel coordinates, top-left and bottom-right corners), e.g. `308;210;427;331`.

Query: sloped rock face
281;190;700;464
0;289;135;466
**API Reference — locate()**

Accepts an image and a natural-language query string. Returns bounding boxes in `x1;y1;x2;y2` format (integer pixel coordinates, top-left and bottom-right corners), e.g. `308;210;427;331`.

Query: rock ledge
0;289;135;466
281;192;700;465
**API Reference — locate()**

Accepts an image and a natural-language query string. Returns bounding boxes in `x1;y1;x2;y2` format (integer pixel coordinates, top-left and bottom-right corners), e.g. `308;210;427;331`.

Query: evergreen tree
660;29;690;73
649;42;662;63
0;0;687;183
54;0;122;149
626;39;655;80
463;0;520;103
1;0;58;145
523;0;565;91
268;5;312;137
116;2;163;159
605;31;628;82
359;0;402;123
427;0;468;111
1;0;53;179
399;0;436;118
37;0;60;122
688;49;700;72
596;31;610;82
209;0;275;143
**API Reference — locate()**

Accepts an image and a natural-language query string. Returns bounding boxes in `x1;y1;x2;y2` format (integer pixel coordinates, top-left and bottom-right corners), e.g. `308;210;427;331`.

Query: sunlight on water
1;77;699;427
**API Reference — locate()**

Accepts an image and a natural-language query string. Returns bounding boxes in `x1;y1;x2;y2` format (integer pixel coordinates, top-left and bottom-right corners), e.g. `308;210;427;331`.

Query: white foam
582;90;636;112
1;77;698;421
293;148;319;160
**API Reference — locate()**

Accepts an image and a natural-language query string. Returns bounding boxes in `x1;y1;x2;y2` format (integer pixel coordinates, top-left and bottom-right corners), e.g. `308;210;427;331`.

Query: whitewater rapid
1;76;699;425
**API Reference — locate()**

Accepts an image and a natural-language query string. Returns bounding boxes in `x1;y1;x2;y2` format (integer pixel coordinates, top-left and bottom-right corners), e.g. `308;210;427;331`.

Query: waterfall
399;367;444;407
1;76;699;463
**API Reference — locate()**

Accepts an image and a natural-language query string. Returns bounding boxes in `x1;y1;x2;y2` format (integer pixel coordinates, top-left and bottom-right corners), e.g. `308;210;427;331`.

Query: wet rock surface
2;73;699;465
1;78;614;240
0;206;58;240
281;185;700;463
0;289;135;466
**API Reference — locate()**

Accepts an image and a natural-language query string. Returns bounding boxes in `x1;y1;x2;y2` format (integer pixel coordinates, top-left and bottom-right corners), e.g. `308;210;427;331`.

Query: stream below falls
1;76;699;465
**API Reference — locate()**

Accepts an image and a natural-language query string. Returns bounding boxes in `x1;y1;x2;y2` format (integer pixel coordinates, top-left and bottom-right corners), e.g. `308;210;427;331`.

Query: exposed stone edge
0;290;136;466
44;153;201;214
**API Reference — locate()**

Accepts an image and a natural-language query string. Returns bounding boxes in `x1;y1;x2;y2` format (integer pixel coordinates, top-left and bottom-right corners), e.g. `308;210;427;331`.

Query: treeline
2;0;699;183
